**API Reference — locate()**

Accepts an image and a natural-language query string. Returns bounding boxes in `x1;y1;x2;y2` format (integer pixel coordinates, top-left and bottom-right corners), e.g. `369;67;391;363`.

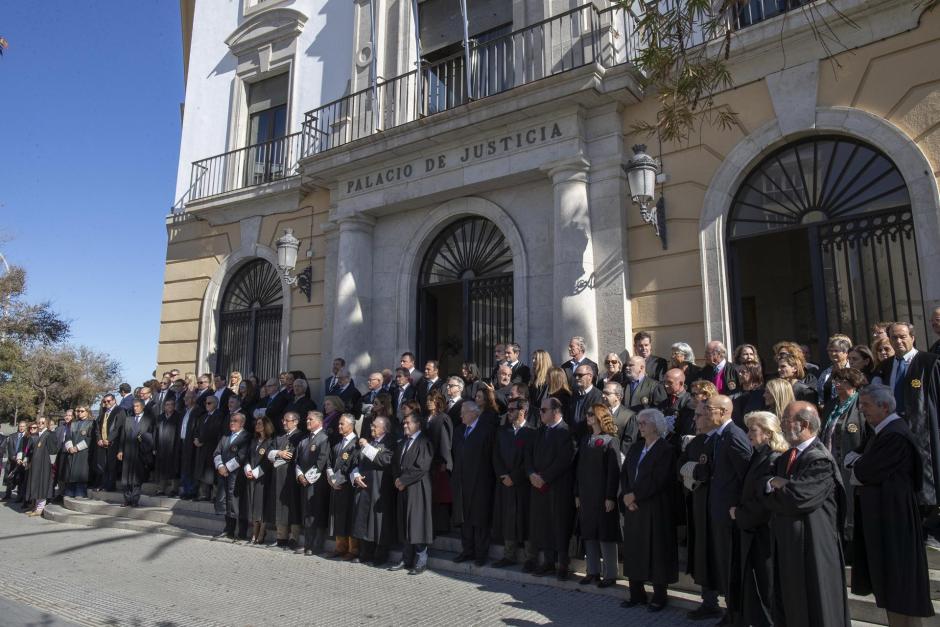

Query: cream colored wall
623;8;940;361
156;188;330;386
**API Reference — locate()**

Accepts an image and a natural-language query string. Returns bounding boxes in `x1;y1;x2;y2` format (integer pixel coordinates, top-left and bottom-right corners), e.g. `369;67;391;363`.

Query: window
246;73;289;185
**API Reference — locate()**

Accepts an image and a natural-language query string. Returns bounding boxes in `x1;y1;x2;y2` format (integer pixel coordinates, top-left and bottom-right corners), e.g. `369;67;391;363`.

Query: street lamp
625;144;667;249
276;228;312;302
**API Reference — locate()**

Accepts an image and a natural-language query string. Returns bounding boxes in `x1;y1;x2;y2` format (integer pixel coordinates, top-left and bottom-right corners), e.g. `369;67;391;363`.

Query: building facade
160;0;940;397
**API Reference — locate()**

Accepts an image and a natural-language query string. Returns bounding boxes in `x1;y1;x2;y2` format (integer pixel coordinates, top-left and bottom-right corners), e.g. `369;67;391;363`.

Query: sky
0;2;184;386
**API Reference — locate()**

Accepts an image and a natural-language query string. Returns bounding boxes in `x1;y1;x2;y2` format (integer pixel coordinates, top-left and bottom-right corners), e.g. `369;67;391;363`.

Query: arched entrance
728;135;927;363
216;258;284;382
417;217;513;377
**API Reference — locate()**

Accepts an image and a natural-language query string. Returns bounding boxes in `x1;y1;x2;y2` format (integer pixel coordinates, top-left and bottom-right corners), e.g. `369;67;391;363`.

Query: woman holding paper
246;416;275;544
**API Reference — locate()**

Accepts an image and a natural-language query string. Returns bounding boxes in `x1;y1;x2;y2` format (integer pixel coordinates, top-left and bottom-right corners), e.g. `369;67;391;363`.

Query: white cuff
225;458;239;472
765;478;775;494
362;443;378;461
76;440;88;452
213;455;223;469
267;450;278;462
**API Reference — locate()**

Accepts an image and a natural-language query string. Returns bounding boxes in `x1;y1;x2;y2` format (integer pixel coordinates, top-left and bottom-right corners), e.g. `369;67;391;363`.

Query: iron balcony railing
187;131;303;203
300;3;640;157
180;0;817;207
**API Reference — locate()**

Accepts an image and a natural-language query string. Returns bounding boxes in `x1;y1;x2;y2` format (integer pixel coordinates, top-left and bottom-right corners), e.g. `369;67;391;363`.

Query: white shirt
180;408;192;439
889;348;918;389
463;418;480;436
766;436;816;493
342;431;356;445
874;413;902;435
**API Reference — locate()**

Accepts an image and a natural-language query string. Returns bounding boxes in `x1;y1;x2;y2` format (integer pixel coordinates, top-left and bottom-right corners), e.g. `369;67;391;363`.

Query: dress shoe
648;601;666;613
388;561;409;571
579;575;598;586
620;599;646;608
340;553;357;561
408;564;427;575
556;568;569;581
521;560;537;573
492;558;515;568
286;539;299;551
214;532;233;541
597;578;616;589
533;563;556;577
473;558;487;567
687;606;723;620
452;552;472;563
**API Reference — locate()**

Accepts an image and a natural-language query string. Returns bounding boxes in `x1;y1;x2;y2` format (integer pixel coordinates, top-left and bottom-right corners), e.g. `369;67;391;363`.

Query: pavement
0;501;703;627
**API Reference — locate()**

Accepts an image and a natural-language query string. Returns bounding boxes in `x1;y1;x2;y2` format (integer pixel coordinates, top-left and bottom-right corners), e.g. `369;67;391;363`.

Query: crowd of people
3;309;940;627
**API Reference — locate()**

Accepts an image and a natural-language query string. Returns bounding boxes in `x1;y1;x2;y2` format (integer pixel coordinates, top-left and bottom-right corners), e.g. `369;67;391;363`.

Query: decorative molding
225;7;308;58
699;106;940;347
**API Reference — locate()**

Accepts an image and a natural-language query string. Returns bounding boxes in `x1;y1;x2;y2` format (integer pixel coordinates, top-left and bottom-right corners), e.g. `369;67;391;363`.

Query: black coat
693;422;752;523
626;377;667;414
731;388;765;430
765;438;849;627
153;411;182;482
426;412;454;472
177;407;197;480
93;407;125;478
645;355;669;382
852;418;934;617
491;424;535;543
611;404;639;456
394;433;434;545
526;422;575;550
451;420;496;527
415;378;445;414
192;410;225;485
657;391;694;437
212;430;250;518
570;386;603;438
683;434;713;587
509;362;531;384
24;429;59;501
575;433;621;541
698;362;741;395
353;434;396;544
731;445;780;627
271;429;305;526
265;388;292;432
246;436;275;523
296;429;331;529
62;419;95;484
335;384;361;418
621;438;678;584
329;435;359;536
119;414;155;487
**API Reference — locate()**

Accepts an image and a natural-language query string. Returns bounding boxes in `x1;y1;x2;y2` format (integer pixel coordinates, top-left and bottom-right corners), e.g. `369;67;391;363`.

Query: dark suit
570;386;604;438
611;404;639;455
658;391;695;438
644;355;669;382
446;398;464;424
508;361;531;384
562;357;599;388
119;413;155;506
335;383;362;417
391;383;416;419
415;378;445;414
94;406;126;491
693;421;753;598
626;376;667;414
213;430;251;537
265;387;292;433
699;362;741;396
451;420;497;560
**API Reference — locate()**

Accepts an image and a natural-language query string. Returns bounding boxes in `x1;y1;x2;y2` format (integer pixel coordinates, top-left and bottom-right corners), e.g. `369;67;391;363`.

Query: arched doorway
728;135;927;364
418;217;513;377
216;259;284;382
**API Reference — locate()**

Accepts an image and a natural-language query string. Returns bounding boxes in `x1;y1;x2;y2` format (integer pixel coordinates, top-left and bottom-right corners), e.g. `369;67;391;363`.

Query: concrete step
49;496;940;626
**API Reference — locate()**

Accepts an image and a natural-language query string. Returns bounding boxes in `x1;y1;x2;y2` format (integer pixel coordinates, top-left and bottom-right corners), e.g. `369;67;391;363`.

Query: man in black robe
327;414;359;560
527;396;576;580
765;401;849;627
572;365;603;439
94;394;125;492
658;368;695;438
602;382;638;456
154;398;182;496
193;395;224;504
852;385;934;624
634;330;668;381
268;411;304;549
390;412;434;575
451;401;497;566
24;416;59;515
492;398;537;569
62;406;95;498
352;415;396;566
700;341;740;395
625;356;668;414
873;321;940;541
3;420;27;502
117;400;155;508
212;411;250;542
295;410;331;556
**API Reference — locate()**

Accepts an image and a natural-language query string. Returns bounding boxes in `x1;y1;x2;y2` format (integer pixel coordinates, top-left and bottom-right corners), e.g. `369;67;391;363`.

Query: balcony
178;0;822;209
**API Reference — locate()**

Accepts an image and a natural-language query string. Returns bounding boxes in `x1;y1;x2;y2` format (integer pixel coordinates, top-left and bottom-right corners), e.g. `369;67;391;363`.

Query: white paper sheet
225;458;240;472
76;440;88;452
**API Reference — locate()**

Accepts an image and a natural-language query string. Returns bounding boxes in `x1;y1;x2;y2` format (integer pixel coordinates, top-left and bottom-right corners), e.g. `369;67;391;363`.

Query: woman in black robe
729;410;786;627
24;417;58;514
547;367;574;425
246;416;275;544
575;404;621;587
153;400;181;495
474;386;500;429
731;364;765;429
620;408;678;611
460;362;484;403
422;393;453;535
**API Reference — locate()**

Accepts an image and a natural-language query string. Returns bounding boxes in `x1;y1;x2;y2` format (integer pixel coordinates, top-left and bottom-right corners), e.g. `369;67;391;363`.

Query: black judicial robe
658;391;695;438
450;420;496;528
611;404;639;456
193;410;224;485
93;407;125;480
575;433;621;542
153;411;182;482
246;436;274;522
765;438;849;627
329;435;359;536
526;422;576;551
896;351;940;506
731;444;779;627
271;428;305;526
296;429;331;529
24;429;59;501
626;377;667;414
63;419;95;484
491;423;535;543
213;430;250;519
119;414;154;488
394;433;434;545
852;418;934;618
353;435;396;544
620;438;678;585
682;433;714;588
177;408;196;481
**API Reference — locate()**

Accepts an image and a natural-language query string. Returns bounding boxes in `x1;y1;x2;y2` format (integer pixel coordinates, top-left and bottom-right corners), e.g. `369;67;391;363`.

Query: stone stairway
42;484;940;626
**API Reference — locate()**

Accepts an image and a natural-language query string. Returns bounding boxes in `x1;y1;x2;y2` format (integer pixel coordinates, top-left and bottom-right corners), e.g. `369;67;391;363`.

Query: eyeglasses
604;360;619;365
575;372;592;378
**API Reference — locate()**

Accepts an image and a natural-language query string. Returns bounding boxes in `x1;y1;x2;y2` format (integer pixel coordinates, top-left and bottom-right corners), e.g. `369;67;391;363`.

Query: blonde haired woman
547;366;573;424
529;349;553;407
228;371;243;394
762;378;795;420
729;411;787;627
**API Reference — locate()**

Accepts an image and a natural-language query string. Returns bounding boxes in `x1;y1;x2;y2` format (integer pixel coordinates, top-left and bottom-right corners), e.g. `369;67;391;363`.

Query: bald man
657;368;694;438
691;394;752;625
624;356;667;414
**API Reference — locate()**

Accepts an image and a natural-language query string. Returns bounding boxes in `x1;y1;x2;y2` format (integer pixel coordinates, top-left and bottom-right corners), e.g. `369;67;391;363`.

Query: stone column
331;214;376;381
546;158;599;358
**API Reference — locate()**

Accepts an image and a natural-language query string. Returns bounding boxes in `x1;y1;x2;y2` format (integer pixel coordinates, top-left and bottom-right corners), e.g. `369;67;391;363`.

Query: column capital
335;212;376;233
542;156;591;183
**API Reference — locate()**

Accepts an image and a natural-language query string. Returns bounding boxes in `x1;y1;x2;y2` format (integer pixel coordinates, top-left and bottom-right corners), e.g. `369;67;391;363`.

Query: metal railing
188;131;303;203
300;3;641;158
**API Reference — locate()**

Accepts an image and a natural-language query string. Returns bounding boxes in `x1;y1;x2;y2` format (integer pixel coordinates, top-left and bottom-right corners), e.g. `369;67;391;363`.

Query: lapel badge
912;379;922;389
846;423;859;433
259;447;266;456
342;451;350;461
641;396;649;405
80;429;87;436
698;454;707;464
230;445;237;453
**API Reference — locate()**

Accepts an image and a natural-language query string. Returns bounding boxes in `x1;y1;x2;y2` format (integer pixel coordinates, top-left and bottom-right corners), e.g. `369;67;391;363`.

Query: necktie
402;437;413;460
670;394;678;408
464;426;473;439
713;367;725;393
427;380;433;391
575;395;585;422
785;448;798;475
630;380;638;396
894;357;910;415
